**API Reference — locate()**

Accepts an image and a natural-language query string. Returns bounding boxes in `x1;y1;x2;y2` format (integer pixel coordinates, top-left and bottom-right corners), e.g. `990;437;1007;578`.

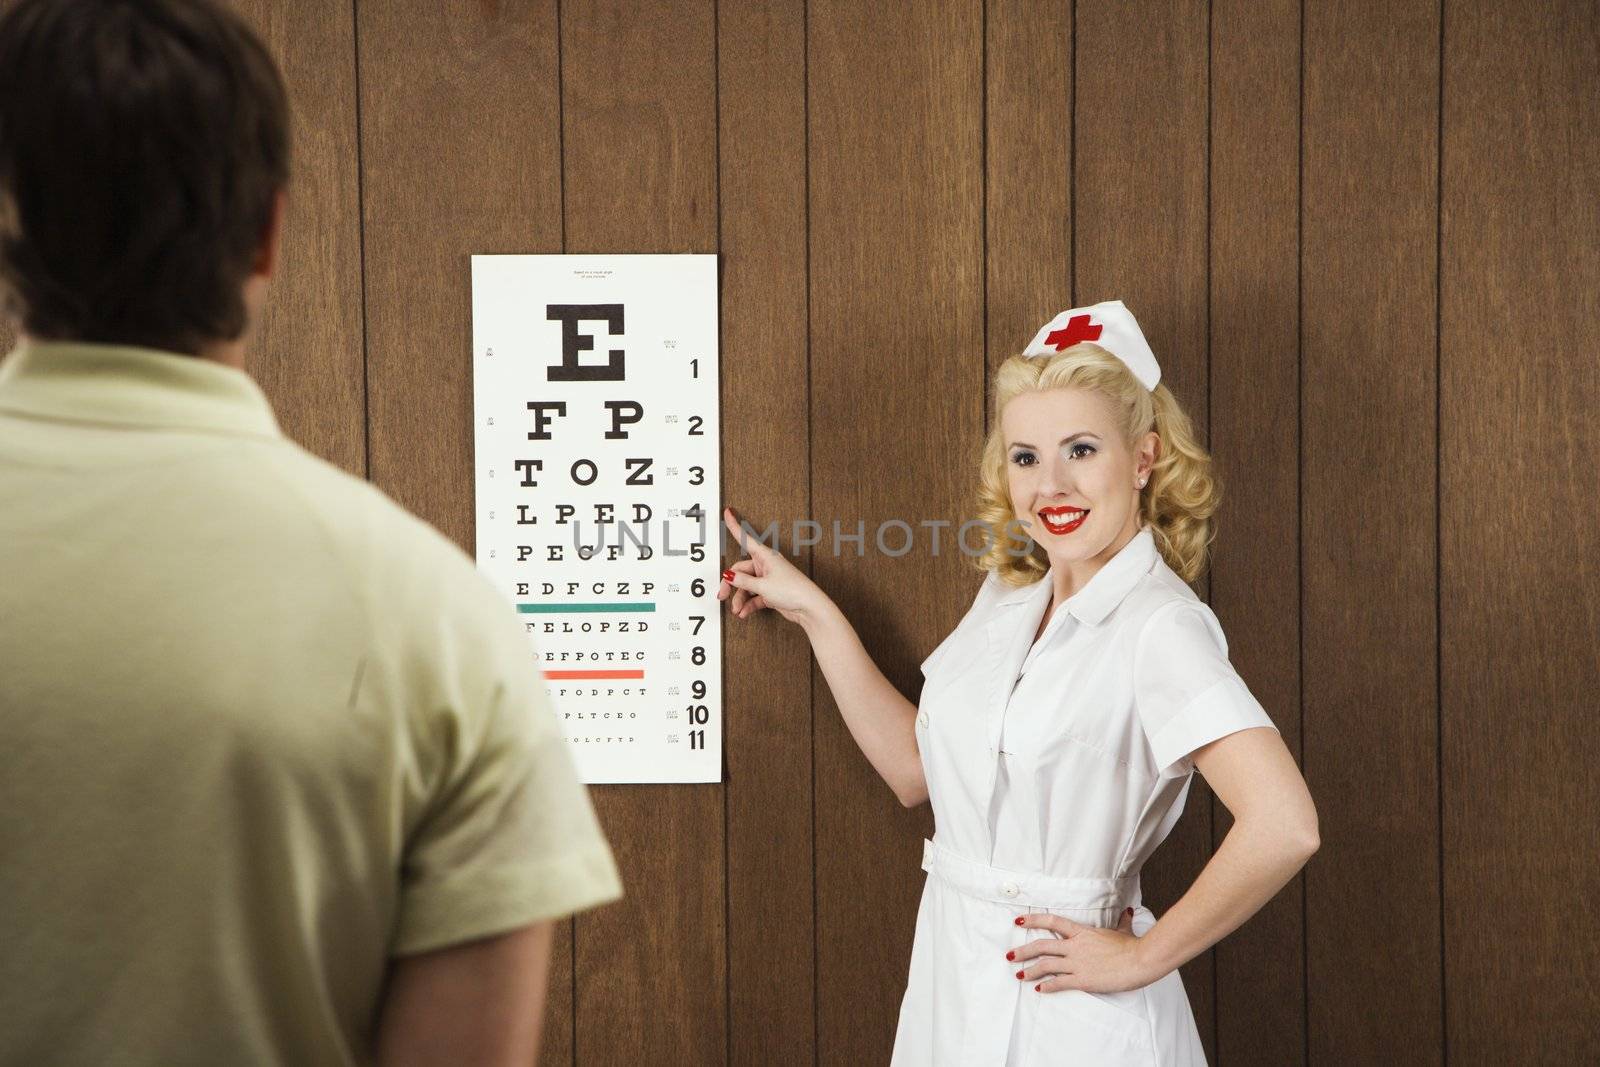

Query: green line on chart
517;602;658;614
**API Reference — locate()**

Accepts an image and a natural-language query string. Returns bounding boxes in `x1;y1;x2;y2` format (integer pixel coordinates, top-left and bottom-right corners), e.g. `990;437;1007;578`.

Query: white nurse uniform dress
891;525;1279;1066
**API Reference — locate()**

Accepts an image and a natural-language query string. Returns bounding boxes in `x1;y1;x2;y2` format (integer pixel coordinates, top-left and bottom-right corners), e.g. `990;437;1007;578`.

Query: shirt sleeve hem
390;842;624;957
1146;674;1279;779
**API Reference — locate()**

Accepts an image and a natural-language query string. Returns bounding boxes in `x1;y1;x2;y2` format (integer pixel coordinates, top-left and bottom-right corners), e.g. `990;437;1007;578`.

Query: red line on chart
542;669;645;680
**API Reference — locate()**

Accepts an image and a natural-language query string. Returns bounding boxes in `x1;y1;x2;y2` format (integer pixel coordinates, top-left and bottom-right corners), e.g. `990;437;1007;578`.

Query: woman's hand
717;506;829;625
1007;909;1155;994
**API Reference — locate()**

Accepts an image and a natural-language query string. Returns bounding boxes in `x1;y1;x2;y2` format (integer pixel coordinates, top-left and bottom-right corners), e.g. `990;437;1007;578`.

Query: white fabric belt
921;837;1140;918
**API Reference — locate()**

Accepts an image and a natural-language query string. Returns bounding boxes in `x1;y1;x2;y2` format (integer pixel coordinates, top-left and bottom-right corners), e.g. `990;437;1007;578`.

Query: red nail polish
1014;917;1025;926
1014;970;1025;979
1034;984;1042;992
721;569;735;582
1005;951;1015;961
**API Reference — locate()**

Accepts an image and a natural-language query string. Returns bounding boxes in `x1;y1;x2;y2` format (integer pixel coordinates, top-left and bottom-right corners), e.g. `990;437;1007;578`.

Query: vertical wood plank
716;2;815;1063
808;1;983;1061
1441;0;1600;1060
357;0;563;543
231;0;365;474
558;2;725;1063
1208;0;1305;1062
1302;0;1442;1061
985;0;1072;383
1073;0;1214;1053
352;3;574;1062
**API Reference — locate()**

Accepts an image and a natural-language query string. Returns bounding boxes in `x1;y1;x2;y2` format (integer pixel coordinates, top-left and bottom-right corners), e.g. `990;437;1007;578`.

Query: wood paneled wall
3;0;1593;1062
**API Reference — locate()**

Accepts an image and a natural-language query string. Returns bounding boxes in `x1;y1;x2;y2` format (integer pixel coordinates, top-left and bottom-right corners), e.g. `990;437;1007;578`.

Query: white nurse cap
1021;299;1162;391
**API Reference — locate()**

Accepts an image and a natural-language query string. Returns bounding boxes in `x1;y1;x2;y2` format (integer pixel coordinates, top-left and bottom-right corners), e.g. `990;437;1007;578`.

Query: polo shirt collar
0;339;281;438
996;524;1158;627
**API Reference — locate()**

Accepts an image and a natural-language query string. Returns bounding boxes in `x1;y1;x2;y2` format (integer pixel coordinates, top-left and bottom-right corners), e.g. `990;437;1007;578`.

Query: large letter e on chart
546;304;625;382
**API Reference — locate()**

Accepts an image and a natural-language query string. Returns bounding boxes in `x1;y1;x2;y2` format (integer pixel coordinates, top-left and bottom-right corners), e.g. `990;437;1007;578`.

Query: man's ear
251;188;287;279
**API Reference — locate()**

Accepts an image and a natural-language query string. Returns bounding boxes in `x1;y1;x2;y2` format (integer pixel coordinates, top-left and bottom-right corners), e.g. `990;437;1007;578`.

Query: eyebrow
1007;432;1101;450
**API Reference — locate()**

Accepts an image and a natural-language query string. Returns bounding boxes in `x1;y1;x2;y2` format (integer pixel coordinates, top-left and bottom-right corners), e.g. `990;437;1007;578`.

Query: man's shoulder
247;438;485;601
231;439;525;686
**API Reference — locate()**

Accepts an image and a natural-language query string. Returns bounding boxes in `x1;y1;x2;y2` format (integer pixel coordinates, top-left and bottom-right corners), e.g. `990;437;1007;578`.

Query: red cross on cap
1045;314;1102;350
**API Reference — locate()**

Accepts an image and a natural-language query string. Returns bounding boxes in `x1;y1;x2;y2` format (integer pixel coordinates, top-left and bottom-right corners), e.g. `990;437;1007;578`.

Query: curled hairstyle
0;0;289;355
971;342;1220;585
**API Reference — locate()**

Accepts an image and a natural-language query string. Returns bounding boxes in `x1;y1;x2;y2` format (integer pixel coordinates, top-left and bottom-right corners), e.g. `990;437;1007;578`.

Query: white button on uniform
917;711;929;728
1001;882;1019;897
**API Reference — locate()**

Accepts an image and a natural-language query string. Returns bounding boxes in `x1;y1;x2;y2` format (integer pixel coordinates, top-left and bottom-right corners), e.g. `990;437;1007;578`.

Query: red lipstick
1038;506;1089;535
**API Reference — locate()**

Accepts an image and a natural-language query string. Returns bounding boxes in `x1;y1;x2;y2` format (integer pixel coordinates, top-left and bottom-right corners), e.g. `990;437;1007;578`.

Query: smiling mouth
1037;507;1089;535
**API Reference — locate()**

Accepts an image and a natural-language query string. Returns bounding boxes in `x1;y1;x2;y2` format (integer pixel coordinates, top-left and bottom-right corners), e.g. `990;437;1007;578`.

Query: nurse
718;299;1319;1065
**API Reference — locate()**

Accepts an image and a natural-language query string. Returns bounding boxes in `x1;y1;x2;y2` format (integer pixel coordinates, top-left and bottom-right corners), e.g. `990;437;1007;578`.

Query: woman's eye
1010;451;1036;467
1066;443;1097;459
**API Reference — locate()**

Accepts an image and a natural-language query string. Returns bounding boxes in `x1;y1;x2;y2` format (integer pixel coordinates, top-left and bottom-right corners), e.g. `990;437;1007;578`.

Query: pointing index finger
722;507;766;559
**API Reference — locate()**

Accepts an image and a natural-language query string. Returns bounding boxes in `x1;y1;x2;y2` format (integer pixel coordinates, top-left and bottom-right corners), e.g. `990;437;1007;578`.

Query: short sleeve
1133;601;1279;779
389;563;623;957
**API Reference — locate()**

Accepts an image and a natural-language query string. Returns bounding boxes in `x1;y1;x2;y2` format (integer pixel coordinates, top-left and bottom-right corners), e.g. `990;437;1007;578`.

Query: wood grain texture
985;0;1072;390
231;0;365;475
1208;0;1305;1062
1302;0;1442;1061
562;1;718;254
1073;0;1215;1053
716;2;816;1063
558;2;725;1063
357;0;563;543
807;1;983;1061
350;3;573;1062
1441;0;1600;1060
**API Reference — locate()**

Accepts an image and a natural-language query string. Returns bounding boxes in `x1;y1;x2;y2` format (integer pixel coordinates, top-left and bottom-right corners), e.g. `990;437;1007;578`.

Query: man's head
0;0;289;356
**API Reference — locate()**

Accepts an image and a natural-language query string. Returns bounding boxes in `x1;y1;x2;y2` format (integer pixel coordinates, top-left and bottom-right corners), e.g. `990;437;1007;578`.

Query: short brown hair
0;0;289;355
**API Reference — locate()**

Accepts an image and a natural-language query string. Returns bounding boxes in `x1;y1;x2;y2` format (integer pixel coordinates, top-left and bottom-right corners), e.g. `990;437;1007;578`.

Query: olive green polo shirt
0;340;622;1066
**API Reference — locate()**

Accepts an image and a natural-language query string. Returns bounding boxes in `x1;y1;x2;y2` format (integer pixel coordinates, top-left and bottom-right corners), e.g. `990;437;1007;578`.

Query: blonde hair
970;342;1220;585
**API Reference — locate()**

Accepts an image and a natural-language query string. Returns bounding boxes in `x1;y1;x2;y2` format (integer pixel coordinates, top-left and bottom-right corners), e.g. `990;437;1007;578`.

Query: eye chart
471;254;721;784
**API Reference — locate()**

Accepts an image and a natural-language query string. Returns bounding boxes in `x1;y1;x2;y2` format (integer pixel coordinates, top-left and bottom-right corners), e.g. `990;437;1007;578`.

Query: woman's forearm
1134;815;1318;979
800;596;928;806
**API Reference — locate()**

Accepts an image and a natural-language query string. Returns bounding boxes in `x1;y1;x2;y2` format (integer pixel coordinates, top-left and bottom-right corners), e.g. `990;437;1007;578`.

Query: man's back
0;341;621;1065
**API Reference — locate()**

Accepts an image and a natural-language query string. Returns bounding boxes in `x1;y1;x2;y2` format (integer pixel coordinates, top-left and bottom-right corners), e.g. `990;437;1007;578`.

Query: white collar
993;525;1157;627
